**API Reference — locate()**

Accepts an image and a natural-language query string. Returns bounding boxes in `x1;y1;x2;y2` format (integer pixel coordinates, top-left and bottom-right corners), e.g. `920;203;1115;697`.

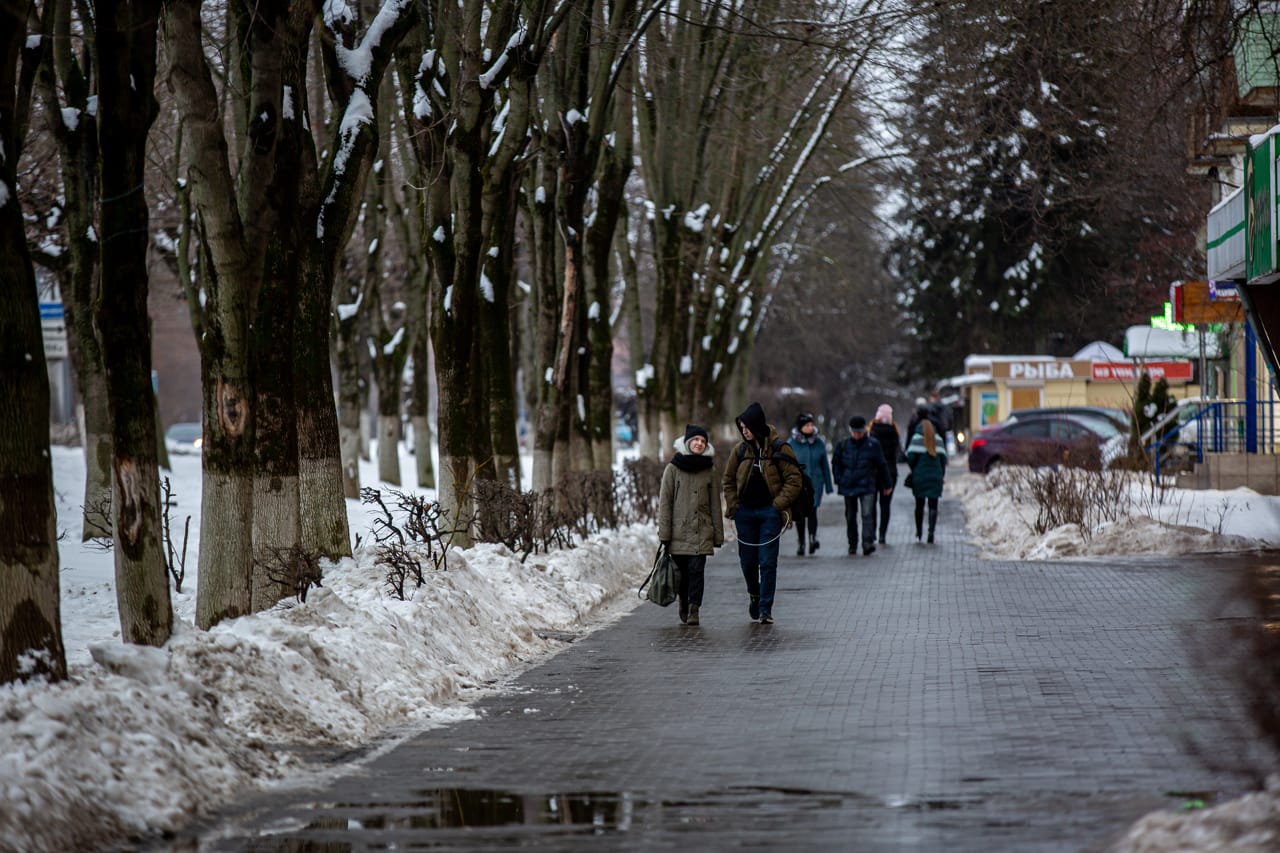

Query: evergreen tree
891;0;1203;379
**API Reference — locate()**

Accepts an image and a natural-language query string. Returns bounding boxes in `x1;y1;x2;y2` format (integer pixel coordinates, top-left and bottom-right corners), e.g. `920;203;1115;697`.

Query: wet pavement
174;485;1276;851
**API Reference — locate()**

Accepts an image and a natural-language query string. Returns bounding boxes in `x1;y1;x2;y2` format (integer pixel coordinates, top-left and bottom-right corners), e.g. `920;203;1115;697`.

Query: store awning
1123;325;1220;359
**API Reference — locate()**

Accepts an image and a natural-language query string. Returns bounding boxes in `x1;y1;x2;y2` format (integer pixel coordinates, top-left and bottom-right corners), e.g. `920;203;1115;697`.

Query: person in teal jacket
787;413;834;556
905;418;948;543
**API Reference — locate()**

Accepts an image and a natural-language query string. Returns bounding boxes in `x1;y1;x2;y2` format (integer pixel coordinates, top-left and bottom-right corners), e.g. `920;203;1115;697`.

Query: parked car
1009;405;1130;431
967;411;1126;474
164;422;203;454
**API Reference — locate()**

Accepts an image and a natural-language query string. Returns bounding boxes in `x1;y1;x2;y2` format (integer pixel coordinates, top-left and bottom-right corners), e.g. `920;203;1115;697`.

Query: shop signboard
1245;131;1280;283
989;360;1092;380
1090;361;1193;382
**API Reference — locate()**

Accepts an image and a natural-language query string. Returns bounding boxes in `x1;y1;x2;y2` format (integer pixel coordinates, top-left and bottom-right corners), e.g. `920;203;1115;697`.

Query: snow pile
1112;776;1280;852
950;468;1280;559
0;448;654;850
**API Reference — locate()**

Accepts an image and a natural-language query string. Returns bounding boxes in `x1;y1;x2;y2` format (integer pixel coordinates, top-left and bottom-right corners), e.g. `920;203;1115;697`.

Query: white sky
2;448;1278;849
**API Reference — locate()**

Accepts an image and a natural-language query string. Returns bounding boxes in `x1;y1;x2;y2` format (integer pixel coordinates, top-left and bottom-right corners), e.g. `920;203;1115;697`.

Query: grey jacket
658;438;725;555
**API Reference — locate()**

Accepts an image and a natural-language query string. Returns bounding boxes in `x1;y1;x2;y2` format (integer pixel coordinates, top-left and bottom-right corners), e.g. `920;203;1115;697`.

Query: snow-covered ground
3;450;1280;850
1;446;655;850
951;467;1280;560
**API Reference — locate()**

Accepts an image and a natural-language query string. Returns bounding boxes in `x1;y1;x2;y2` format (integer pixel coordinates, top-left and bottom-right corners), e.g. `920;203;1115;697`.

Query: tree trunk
527;159;561;491
377;414;401;485
251;233;301;612
35;0;111;539
478;190;521;490
95;0;172;646
407;268;437;489
334;301;363;498
0;9;66;679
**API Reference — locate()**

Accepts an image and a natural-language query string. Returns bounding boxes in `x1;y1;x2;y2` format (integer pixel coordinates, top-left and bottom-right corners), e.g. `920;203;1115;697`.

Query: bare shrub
557;470;618;537
618;457;663;524
380;540;426;601
472;478;576;560
257;545;324;603
992;465;1130;538
161;477;190;593
84;494;114;549
361;486;454;599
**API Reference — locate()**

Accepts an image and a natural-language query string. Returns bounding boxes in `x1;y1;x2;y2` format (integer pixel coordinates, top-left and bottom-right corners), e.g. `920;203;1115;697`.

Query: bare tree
396;1;572;540
631;0;895;447
0;0;66;684
93;0;173;644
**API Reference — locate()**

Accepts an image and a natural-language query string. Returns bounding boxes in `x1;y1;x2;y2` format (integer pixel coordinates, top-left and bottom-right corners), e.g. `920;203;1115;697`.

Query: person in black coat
869;404;901;544
831;416;891;556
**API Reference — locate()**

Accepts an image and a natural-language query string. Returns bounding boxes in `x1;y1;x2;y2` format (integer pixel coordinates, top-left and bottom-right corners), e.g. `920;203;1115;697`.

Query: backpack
738;439;815;518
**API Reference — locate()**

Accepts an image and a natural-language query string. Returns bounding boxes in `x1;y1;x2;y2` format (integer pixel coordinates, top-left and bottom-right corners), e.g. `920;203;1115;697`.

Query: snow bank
0;448;654;850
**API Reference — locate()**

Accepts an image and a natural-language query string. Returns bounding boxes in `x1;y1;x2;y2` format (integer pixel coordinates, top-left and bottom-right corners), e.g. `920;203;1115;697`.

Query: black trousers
794;507;818;545
674;554;707;606
876;486;894;539
914;497;939;537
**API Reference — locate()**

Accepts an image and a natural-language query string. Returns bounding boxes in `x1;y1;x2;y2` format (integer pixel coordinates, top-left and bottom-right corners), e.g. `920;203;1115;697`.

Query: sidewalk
190;489;1266;851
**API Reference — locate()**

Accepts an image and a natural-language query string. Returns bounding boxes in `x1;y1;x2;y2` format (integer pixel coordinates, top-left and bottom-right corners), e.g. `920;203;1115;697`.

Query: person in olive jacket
658;424;725;626
831;415;891;556
869;404;901;544
723;402;802;625
906;418;948;544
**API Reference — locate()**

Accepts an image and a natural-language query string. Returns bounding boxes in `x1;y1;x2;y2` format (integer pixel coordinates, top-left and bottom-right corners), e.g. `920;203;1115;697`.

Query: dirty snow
0;446;653;850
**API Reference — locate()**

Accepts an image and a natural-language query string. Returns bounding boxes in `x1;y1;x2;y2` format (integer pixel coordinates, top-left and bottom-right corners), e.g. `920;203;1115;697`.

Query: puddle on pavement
312;789;638;835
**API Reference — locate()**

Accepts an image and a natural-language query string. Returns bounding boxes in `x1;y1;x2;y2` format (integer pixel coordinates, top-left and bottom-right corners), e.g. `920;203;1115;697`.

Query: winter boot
687;605;700;626
679;596;689;624
809;537;819;554
796;529;806;557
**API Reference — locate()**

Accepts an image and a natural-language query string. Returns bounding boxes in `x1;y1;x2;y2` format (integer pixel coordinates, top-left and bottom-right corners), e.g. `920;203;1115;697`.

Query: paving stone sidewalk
187;484;1271;852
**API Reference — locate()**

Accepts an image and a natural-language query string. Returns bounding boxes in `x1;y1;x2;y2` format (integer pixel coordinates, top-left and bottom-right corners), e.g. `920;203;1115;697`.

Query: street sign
40;302;66;359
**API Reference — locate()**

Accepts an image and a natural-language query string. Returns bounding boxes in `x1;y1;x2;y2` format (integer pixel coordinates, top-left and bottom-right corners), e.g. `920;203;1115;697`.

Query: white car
164;422;203;454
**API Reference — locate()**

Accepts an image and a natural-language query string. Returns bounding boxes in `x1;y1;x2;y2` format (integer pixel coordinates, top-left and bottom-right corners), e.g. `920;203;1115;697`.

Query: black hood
736;402;769;444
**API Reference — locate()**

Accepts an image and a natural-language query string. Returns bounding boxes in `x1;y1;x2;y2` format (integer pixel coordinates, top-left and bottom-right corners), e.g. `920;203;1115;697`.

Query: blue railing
1144;399;1278;479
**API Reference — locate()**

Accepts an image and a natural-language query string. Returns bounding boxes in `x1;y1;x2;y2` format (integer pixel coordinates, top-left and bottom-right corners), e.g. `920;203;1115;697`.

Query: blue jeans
734;504;783;615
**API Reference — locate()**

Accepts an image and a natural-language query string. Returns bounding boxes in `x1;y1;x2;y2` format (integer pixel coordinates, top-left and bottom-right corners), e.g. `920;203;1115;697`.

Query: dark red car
967;412;1126;474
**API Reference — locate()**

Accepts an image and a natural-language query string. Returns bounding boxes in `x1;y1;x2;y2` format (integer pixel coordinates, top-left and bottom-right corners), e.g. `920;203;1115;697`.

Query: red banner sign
1091;361;1193;382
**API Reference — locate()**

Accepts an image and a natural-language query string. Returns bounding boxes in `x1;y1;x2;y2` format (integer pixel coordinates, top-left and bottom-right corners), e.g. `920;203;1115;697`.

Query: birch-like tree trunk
0;7;67;684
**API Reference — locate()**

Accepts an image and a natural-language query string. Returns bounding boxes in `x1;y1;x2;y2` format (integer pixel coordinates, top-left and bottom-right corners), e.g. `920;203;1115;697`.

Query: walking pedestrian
787;413;834;556
658;424;725;626
723;402;802;625
869;405;901;544
831;416;891;556
906;418;948;544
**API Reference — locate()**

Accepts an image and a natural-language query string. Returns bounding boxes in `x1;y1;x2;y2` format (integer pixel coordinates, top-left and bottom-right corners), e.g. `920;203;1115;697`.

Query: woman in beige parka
658;424;725;625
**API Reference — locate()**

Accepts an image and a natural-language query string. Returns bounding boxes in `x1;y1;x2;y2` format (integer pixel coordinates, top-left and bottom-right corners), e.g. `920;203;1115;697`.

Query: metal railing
1142;398;1278;479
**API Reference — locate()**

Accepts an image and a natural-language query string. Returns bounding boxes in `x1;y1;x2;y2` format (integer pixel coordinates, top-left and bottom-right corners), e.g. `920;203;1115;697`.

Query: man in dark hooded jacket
723;402;802;625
